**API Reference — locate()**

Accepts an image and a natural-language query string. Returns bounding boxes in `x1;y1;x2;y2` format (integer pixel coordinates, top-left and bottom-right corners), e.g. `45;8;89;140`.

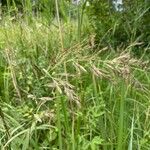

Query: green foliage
0;0;150;149
86;0;150;52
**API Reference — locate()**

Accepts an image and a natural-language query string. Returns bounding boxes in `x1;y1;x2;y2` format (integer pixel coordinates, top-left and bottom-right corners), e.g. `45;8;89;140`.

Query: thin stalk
63;62;71;150
109;85;115;150
56;94;63;150
117;81;127;150
71;114;75;150
55;0;64;51
6;0;10;15
60;96;70;149
128;116;134;150
4;68;10;103
77;5;81;42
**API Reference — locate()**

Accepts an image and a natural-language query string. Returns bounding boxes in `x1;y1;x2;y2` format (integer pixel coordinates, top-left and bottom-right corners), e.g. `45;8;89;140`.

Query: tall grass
0;0;150;149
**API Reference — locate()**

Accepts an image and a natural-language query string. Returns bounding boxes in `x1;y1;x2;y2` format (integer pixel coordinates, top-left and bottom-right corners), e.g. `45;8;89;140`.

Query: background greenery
0;0;150;149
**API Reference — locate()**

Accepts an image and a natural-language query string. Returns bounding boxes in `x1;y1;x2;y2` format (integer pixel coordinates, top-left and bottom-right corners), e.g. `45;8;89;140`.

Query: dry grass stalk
5;48;21;101
73;62;87;75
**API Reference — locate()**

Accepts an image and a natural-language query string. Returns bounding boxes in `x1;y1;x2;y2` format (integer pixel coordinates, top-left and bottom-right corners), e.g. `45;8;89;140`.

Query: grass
0;1;150;149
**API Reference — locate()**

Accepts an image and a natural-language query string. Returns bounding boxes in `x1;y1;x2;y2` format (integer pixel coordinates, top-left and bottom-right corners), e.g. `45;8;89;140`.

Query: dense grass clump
0;0;150;149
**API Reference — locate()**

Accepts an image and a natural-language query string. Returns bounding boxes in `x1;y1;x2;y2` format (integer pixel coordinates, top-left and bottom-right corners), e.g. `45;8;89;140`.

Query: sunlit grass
0;0;150;149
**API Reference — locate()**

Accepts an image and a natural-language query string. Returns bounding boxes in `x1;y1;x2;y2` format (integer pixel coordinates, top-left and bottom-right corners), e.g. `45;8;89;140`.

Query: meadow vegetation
0;0;150;149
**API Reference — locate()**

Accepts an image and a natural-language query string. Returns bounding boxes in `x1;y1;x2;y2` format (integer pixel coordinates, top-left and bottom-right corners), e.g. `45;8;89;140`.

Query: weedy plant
0;0;150;150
